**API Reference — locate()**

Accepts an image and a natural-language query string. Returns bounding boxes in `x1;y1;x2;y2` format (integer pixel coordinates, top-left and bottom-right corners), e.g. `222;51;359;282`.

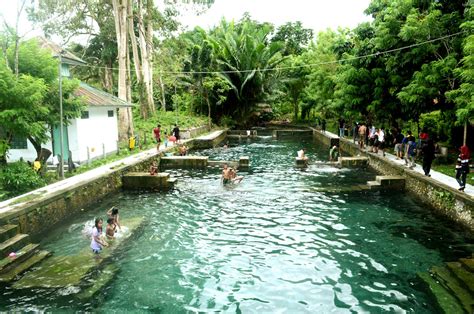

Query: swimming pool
1;136;472;312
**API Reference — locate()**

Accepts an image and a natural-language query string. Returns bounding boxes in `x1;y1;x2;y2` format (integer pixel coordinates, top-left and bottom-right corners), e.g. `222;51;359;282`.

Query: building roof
75;82;134;108
36;37;86;66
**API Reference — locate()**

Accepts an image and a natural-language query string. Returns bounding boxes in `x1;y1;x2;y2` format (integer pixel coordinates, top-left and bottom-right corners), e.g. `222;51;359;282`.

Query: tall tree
272;21;314;56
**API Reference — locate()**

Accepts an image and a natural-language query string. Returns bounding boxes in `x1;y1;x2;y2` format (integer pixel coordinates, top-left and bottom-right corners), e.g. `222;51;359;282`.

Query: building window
108;110;114;117
10;134;28;149
81;111;89;119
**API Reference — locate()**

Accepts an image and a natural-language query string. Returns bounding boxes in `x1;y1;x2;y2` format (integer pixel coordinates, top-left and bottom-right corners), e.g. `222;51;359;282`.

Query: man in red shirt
153;124;161;151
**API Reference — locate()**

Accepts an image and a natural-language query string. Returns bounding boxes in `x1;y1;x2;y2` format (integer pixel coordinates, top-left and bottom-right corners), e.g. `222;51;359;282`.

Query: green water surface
1;136;472;313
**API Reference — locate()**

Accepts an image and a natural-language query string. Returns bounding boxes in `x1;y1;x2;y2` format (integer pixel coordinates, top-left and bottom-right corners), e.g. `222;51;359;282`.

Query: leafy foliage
0;162;46;198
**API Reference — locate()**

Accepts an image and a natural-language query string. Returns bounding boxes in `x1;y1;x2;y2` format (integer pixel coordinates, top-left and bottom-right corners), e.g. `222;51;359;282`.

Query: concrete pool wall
1;126;472;239
312;128;474;231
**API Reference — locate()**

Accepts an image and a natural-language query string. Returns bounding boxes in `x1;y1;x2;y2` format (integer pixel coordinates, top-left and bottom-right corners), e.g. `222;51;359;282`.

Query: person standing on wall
358;123;367;150
455;145;471;191
173;124;180;144
321;118;326;133
422;139;436;177
338;117;345;138
153;124;161;151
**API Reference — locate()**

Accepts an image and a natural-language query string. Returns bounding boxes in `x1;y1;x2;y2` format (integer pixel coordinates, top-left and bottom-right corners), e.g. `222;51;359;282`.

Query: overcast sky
0;0;373;40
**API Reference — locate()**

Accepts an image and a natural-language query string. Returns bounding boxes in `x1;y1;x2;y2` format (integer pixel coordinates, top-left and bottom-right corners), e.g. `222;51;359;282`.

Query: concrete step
77;264;119;300
446;262;474;294
0;224;18;243
0;250;51;282
0;243;39;273
418;272;465;314
431;266;474;313
375;175;405;190
367;181;382;190
0;234;30;257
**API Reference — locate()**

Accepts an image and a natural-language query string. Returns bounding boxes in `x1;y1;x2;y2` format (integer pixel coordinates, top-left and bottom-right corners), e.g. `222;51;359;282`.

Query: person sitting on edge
105;218;116;240
230;168;244;184
149;161;158;175
107;207;121;231
329;145;340;161
222;163;232;185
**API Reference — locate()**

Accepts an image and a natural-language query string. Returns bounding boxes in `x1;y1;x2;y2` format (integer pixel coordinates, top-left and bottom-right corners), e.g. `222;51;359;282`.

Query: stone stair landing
366;175;405;191
0;223;51;283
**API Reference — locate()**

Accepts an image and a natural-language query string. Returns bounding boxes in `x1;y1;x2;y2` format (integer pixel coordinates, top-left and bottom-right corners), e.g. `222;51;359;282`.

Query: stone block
375;175;405;190
160;156;209;169
339;157;368;168
122;172;171;190
239;156;250;170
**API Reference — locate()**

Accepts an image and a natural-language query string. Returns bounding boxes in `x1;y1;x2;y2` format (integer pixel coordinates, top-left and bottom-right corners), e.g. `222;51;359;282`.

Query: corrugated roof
36;37;86;66
75;82;133;108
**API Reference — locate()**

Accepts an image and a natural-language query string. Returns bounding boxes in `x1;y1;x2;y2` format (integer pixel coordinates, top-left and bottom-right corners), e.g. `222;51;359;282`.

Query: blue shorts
92;248;102;254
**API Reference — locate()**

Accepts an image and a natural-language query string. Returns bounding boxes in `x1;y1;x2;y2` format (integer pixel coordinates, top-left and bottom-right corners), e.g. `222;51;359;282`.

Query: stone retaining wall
312;128;474;231
0;126;214;238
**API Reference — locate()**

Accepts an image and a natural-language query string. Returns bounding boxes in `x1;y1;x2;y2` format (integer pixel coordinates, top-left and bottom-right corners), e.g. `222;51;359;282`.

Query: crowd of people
153;124;181;150
348;121;470;191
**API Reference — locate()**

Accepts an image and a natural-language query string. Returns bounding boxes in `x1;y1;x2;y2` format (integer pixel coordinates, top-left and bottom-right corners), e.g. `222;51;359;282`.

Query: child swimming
107;207;121;231
106;218;115;240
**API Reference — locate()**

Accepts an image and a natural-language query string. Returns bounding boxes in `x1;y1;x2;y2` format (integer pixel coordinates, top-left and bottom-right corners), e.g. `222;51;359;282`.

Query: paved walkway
334;132;474;197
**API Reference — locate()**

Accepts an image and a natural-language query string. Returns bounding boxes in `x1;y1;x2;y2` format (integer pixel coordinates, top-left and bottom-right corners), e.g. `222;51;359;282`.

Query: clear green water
2;136;473;312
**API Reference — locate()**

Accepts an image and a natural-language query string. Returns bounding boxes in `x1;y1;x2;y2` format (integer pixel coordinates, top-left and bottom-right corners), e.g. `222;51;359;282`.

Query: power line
73;30;468;76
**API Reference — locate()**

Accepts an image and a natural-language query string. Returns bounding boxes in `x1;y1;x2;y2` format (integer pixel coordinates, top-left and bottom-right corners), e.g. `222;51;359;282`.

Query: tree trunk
13;0;27;78
205;90;211;129
103;63;114;93
128;0;148;119
293;101;298;121
112;0;133;140
463;121;467;146
27;135;42;161
159;74;166;110
145;0;155;115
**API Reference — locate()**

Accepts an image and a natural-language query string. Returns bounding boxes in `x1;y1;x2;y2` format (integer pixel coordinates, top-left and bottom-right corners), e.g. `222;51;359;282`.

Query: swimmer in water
230;168;244;184
221;163;232;185
107;206;121;231
105;217;115;240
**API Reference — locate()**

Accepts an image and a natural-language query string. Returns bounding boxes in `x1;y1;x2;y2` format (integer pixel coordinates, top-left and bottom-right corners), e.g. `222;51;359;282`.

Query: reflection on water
1;136;472;312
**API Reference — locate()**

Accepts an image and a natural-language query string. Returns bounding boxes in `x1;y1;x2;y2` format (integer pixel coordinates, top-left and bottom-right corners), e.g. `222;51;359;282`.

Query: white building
7;38;133;164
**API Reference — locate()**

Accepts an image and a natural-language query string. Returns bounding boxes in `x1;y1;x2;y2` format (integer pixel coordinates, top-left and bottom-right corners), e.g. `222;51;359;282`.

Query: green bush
0;162;46;198
219;115;236;128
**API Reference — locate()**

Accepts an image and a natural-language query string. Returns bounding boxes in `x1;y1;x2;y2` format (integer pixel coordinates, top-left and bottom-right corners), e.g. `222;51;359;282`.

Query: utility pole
58;51;64;180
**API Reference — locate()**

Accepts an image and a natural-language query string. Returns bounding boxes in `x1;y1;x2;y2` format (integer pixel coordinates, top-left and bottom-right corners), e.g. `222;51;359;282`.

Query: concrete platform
160;156;209;169
122;172;176;190
339;157;368;168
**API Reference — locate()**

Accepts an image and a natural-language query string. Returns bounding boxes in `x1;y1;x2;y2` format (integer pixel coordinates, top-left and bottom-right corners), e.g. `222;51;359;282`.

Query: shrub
0;162;46;198
219;115;236;128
